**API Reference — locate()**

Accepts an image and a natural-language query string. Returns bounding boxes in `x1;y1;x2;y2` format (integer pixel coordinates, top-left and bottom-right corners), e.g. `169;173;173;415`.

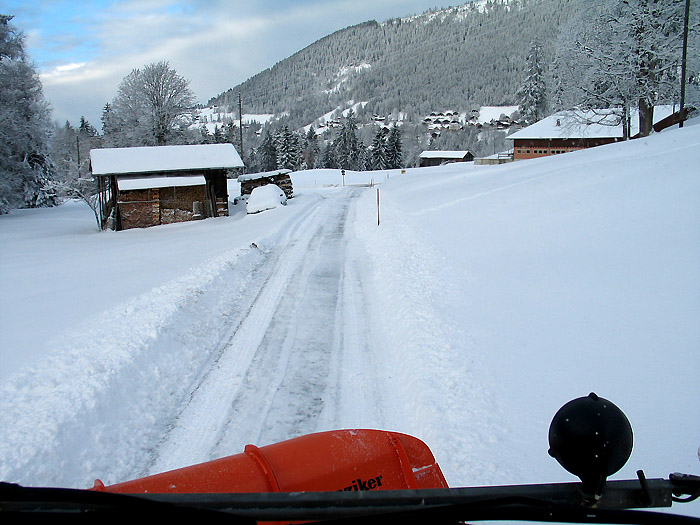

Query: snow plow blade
90;429;448;494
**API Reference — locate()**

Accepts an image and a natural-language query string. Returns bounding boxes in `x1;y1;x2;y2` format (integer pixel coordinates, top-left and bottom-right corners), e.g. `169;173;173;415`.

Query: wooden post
377;188;380;226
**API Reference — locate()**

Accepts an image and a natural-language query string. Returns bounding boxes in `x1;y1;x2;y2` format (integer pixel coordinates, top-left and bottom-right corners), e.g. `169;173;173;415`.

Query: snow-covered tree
277;126;301;170
552;0;697;137
334;110;364;170
48;117;104;228
104;61;197;147
370;127;389;170
321;141;337;169
224;121;240;148
302;126;320;169
386;126;403;169
0;15;57;213
258;130;278;171
517;41;547;124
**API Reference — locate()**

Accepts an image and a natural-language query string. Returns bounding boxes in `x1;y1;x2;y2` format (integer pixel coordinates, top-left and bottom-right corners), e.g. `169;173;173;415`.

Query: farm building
238;169;294;200
419;150;474;167
507;106;680;161
90;143;244;231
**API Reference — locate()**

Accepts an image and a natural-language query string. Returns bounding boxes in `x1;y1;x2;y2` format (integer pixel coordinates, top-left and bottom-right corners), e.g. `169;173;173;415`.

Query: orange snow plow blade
91;429;447;494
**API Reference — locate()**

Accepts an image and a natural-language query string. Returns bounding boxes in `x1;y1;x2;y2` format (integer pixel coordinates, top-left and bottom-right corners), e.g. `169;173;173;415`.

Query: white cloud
35;0;448;125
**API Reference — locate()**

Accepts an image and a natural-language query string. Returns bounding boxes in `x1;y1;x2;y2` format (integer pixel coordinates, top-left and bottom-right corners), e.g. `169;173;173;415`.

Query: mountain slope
209;0;580;132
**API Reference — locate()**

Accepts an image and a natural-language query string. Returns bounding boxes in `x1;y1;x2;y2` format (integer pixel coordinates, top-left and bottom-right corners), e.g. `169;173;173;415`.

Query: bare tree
104;61;197;147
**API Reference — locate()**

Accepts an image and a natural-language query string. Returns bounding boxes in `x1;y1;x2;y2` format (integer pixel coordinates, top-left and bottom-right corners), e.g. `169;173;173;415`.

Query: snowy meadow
1;119;699;518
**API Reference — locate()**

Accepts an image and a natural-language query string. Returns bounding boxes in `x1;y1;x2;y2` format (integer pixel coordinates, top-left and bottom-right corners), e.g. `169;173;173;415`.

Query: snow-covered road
147;188;385;474
2;122;699;519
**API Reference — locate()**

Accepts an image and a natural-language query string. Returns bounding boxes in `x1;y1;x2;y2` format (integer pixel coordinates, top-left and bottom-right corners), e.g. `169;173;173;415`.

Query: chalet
507;106;678;161
419;150;474;167
90;143;244;231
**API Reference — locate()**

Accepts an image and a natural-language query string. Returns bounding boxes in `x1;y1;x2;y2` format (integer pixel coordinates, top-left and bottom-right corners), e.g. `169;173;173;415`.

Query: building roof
419;150;472;159
238;169;292;182
507;106;676;141
90;143;244;176
117;175;206;191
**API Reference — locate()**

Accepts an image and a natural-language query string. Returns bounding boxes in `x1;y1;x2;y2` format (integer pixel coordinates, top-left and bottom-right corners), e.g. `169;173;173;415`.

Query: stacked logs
238;169;294;200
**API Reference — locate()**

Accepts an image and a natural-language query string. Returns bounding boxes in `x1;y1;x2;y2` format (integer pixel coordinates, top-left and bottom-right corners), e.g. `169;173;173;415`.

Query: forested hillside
208;0;581;161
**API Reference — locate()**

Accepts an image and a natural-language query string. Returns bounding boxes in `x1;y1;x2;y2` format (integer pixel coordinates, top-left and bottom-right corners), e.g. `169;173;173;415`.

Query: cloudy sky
5;1;454;127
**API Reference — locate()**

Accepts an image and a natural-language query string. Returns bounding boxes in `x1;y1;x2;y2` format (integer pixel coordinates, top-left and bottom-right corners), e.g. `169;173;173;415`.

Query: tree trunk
638;98;654;138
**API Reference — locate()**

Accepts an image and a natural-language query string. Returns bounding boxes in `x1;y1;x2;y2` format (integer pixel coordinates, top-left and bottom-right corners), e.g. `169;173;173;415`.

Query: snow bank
0;245;265;486
353;122;700;500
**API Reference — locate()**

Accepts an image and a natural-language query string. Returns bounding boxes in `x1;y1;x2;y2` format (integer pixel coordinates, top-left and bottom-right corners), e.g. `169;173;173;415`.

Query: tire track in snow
149;188;380;472
214;188;378;451
148;196;329;472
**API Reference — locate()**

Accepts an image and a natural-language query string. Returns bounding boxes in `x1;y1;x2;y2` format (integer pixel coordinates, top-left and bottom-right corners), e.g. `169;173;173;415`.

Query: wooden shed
238;169;294;200
419;150;474;167
90;143;244;231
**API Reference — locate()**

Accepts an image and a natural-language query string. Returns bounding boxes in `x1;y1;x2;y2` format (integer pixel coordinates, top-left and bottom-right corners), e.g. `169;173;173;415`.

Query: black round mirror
548;393;633;498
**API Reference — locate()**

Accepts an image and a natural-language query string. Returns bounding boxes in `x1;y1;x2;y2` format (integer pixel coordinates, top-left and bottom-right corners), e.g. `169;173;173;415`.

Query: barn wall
512;138;620;160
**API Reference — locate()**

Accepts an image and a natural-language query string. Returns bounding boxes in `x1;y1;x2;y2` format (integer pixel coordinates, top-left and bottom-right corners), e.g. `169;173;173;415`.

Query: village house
507;106;680;161
90;143;244;231
419;150;474;167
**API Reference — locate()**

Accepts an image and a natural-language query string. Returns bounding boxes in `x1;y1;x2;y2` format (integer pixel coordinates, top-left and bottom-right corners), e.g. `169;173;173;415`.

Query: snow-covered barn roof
117;176;206;191
419;150;471;159
507;106;676;141
90;143;244;176
238;169;292;182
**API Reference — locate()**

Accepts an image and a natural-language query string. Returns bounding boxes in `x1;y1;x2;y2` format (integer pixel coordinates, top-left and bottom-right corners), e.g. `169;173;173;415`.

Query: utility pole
76;136;81;177
238;93;244;163
679;0;690;128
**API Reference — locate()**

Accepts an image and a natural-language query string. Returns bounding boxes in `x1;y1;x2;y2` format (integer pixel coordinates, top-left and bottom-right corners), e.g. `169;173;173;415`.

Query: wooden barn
419;150;474;167
90;143;244;231
508;106;679;161
238;169;294;200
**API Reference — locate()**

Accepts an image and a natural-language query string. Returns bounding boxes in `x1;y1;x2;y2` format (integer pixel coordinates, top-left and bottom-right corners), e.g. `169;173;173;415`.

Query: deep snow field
1;119;699;518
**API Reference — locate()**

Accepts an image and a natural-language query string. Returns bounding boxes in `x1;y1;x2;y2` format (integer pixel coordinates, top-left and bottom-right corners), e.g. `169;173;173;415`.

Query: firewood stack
239;170;294;199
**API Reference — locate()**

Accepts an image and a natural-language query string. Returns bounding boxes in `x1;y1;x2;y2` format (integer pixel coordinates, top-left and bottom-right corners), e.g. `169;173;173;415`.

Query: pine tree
335;110;362;170
277;126;300;170
517;41;547;124
78;116;98;138
386;126;403;169
302;126;320;169
224;121;239;147
258;130;278;171
199;126;213;144
370;127;388;170
213;125;225;144
321;141;337;168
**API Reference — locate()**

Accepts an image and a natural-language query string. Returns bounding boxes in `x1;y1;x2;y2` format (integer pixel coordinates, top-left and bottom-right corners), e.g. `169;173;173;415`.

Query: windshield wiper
3;474;699;523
